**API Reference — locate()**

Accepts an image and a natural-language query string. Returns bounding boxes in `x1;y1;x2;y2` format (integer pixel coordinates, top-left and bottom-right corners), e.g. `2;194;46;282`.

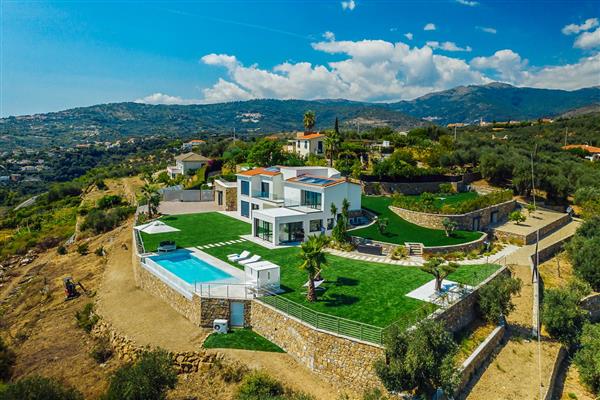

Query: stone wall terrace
390;200;516;232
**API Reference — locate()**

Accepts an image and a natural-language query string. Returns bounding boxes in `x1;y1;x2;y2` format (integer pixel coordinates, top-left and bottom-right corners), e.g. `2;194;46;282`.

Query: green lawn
351;196;483;246
204;240;500;327
398;191;479;209
139;212;500;327
203;328;285;352
139;212;251;252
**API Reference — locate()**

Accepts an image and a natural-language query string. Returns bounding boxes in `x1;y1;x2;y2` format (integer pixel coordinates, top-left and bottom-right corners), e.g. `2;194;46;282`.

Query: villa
286;131;325;158
236;166;361;246
167;152;210;178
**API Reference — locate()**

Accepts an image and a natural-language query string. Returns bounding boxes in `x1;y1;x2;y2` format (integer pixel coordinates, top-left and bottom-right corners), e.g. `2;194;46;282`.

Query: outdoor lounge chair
227;250;250;262
157;240;176;253
238;255;261;265
302;279;325;291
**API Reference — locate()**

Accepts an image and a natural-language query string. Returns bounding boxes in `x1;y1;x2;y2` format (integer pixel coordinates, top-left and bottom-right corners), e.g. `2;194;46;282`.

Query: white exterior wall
291;138;324;158
177;160;206;175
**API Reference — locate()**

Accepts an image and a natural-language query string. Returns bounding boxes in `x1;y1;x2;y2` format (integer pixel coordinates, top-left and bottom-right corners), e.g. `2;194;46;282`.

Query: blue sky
2;0;600;116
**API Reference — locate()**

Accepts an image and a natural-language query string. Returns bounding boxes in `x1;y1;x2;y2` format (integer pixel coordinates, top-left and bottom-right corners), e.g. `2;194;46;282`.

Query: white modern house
236;166;362;246
287;132;325;158
167;152;211;178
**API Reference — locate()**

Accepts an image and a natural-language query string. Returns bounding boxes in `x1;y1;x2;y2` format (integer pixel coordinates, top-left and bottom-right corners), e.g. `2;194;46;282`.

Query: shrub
76;243;89;255
95;247;106;257
235;371;284;400
438;183;454;194
573;323;600;395
82;206;135;234
95;179;107;190
57;245;67;255
0;337;16;382
509;210;526;225
375;319;460;396
542;288;588;348
75;303;99;333
477;275;522;323
103;349;177;400
390;246;408;260
90;338;113;364
97;195;124;209
210;359;249;383
442;218;458;237
1;376;83;400
567;218;600;291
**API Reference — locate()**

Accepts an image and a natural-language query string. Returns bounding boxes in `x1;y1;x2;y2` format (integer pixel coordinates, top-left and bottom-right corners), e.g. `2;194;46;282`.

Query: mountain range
1;83;598;149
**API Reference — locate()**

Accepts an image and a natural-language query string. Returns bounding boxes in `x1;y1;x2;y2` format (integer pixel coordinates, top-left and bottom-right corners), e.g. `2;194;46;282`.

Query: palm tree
324;128;342;167
299;235;329;302
141;183;160;219
420;257;459;292
303;110;316;132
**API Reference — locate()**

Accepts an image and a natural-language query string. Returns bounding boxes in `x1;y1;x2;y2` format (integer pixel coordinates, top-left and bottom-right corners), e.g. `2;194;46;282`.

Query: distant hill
2;83;600;150
0;100;424;150
559;104;600;119
388;83;600;124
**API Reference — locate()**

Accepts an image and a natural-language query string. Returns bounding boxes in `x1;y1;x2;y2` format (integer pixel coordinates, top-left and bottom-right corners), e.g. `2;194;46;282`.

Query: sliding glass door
254;219;273;242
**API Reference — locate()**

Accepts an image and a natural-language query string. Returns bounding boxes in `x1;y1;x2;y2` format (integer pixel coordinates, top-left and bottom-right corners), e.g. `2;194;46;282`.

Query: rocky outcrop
92;320;219;374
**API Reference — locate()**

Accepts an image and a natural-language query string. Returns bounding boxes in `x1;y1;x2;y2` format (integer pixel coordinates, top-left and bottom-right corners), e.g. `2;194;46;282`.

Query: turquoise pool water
149;251;232;284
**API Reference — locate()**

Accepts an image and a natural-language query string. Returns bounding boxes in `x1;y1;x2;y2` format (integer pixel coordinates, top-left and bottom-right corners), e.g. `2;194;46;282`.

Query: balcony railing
253;191;285;201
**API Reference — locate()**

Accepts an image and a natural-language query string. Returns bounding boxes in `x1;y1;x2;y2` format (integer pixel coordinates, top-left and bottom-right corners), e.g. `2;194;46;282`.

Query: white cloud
323;31;336;41
470;49;528;82
134;93;199;105
426;41;472;52
522;54;600;90
456;0;479;6
424;23;436;31
562;18;598;35
477;26;497;34
404;32;414;40
341;0;356;11
574;27;600;49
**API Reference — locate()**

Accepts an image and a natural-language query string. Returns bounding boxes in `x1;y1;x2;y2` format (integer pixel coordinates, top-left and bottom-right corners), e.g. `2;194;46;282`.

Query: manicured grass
203;328;285;352
139;212;251;252
204;240;501;327
351;196;482;246
398;191;479;209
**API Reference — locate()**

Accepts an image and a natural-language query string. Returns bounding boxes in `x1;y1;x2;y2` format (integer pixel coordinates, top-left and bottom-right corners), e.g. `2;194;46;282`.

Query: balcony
253;191;285;203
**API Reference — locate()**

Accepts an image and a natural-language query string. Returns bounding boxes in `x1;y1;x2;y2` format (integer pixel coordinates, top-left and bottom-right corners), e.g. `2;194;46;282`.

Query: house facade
167;152;210;178
287;132;325;158
236;166;361;246
214;179;237;211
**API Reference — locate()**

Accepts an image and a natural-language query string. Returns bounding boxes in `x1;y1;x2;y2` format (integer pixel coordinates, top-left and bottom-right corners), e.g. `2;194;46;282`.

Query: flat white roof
214;179;237;188
254;207;305;218
245;261;280;271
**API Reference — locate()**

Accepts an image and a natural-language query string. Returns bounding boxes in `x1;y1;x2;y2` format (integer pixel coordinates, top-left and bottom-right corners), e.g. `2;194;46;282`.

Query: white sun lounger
238;254;261;265
227;250;250;262
302;279;325;290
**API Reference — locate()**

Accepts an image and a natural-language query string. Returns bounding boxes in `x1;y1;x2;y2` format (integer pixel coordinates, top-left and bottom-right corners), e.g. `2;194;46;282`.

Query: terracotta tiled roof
562;144;600;153
237;167;281;177
295;131;324;140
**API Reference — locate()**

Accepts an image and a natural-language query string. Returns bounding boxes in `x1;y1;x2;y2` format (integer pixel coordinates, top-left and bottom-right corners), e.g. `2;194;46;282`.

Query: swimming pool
149;251;233;284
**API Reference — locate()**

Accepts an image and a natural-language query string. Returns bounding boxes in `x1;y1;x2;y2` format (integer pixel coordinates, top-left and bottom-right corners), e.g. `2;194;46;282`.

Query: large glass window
241;201;250;217
327;218;334;230
255;219;273;242
302;190;322;209
260;181;269;198
240;180;250;196
279;222;304;243
309;219;323;232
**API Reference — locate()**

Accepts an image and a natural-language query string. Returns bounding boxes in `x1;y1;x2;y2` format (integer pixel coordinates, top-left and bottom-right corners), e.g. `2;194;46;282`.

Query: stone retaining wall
581;293;600;322
544;346;568;400
493;213;571;245
390;200;516;232
457;324;506;397
134;261;251;327
250;300;385;393
422;234;488;255
363;181;465;196
92;320;219;373
433;266;510;333
135;261;203;326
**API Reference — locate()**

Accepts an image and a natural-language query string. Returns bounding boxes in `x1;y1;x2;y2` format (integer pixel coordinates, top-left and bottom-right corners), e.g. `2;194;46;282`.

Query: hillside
389;83;600;124
0;100;424;150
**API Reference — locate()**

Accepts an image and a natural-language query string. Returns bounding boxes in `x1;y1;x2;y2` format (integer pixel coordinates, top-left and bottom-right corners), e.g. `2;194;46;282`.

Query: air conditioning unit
213;319;228;334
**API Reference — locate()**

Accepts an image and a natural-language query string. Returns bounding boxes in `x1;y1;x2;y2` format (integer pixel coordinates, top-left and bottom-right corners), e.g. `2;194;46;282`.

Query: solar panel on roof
265;167;280;172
